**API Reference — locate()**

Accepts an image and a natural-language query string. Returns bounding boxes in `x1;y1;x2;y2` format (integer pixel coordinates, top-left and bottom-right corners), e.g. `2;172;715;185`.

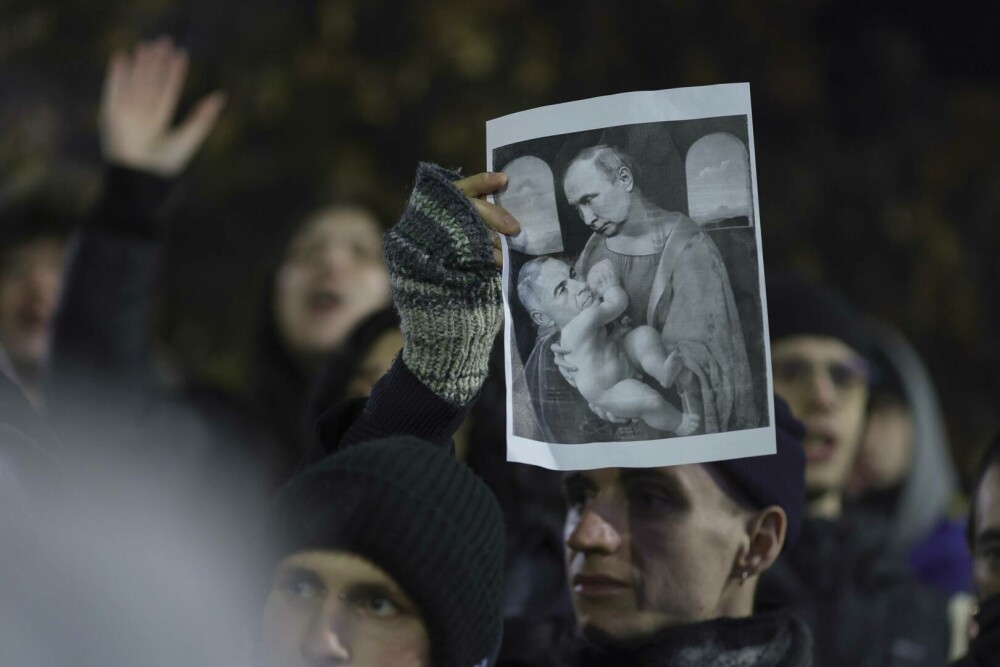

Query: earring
739;569;749;585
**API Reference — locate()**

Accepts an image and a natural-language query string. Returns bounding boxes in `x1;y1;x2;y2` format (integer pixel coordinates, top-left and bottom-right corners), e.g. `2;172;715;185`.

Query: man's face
0;237;65;370
771;336;869;499
973;465;1000;602
563;158;632;238
531;259;595;329
275;209;390;361
262;550;430;667
562;465;748;639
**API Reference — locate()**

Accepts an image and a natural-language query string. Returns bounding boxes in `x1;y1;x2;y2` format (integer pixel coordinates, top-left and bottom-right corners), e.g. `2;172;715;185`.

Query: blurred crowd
1;3;1000;667
4;2;999;474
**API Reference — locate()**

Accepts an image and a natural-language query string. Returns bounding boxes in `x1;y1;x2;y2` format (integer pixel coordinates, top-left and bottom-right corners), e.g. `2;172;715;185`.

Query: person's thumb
170;91;227;163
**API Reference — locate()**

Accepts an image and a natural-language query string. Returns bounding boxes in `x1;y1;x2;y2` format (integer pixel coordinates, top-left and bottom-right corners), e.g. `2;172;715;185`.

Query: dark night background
1;0;999;479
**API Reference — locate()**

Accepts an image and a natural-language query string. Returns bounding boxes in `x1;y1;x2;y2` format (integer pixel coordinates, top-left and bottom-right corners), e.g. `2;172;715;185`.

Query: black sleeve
44;165;174;439
306;356;471;465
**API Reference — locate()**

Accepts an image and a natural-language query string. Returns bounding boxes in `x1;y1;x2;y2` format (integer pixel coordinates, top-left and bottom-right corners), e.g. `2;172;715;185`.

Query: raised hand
452;172;520;268
100;36;226;177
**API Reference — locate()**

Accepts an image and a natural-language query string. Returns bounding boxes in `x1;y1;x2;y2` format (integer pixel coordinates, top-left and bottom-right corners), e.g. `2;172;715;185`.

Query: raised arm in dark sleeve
305;163;519;462
44;38;226;463
46;166;172;411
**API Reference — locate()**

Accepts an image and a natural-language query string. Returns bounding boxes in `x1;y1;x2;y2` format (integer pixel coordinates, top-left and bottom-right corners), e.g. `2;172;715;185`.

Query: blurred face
262;550;430;667
562;465;749;639
850;395;914;493
973;465;1000;602
531;259;595;329
344;328;403;399
0;237;65;369
564;158;632;238
275;208;390;361
772;336;869;500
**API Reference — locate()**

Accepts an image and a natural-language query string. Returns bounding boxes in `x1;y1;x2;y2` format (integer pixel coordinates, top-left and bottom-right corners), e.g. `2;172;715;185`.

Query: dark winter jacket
498;611;813;667
757;514;950;667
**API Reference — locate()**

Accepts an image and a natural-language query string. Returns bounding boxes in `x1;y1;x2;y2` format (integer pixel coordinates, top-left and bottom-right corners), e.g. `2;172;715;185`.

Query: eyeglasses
771;355;871;395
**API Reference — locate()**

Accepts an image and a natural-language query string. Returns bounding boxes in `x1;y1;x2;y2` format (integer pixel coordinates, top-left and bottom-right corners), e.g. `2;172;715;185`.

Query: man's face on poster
771;335;869;499
529;258;595;329
563;157;633;238
561;465;748;639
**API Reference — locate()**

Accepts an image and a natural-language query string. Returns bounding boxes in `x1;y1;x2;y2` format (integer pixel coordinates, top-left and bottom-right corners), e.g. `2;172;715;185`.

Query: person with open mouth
758;273;951;667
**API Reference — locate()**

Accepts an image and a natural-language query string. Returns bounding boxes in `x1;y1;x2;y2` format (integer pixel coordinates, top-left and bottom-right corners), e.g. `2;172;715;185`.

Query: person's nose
314;242;355;279
300;599;351;665
804;366;838;412
567;504;623;555
580;205;598;228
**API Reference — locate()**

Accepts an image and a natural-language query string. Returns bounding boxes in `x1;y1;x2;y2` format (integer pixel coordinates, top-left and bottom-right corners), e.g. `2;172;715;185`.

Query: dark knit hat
712;395;806;548
267;437;505;667
765;271;871;358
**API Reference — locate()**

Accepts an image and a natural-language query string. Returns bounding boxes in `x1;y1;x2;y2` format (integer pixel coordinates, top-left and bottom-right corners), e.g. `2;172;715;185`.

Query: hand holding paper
383;164;517;405
453;171;520;268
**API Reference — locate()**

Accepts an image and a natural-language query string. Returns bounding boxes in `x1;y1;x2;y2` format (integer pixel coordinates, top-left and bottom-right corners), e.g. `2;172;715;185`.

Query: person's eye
353;242;381;263
627;485;674;511
295;581;320;597
364;595;401;617
827;365;851;388
279;575;323;600
828;363;864;390
346;590;404;618
772;359;808;384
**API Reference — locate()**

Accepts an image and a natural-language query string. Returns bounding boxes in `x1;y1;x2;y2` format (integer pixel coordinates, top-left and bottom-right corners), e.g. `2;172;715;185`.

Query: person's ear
531;310;554;327
619;166;634;193
736;506;787;578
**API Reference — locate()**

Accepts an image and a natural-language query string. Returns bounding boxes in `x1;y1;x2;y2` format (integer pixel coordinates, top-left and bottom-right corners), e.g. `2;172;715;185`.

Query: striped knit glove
383;163;504;406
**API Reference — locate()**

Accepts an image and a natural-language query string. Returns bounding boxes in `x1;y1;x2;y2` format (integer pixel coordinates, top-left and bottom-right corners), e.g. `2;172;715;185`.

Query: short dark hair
968;431;1000;548
567;145;641;187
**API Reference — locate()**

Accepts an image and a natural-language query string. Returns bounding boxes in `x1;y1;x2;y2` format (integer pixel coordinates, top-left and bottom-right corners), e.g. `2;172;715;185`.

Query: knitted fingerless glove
383;163;503;406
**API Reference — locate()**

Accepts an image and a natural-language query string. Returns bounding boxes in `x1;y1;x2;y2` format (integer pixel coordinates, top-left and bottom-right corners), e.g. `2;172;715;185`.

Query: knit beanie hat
712;395;807;548
266;437;505;667
765;271;871;358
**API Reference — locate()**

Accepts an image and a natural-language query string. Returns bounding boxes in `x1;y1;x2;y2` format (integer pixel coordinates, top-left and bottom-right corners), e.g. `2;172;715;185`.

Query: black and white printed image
500;156;564;255
495;116;768;446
